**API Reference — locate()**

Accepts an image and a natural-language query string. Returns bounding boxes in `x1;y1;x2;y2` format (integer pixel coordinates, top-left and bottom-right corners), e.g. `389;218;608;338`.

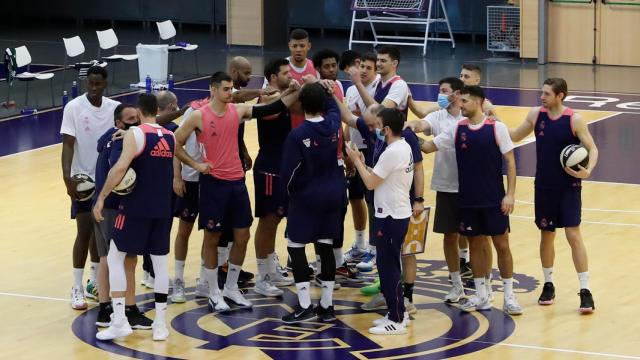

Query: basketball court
1;73;639;358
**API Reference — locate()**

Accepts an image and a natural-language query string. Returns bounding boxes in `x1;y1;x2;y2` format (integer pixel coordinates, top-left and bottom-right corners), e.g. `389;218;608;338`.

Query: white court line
510;215;640;228
0;291;96;304
515;199;640;213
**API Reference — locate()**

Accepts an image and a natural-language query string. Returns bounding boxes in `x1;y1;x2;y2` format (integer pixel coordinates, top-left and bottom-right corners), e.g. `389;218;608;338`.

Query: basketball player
339;50;361;73
174;72;300;312
342;53;380;269
93;94;175;341
93;104;153;329
334;91;423;315
280;81;346;324
460;63;496;114
405;77;468;303
348;45;423;309
345;108;414;335
251;58;298;298
286;28;319;129
61;65;120;309
420;86;522;315
509;78;597;313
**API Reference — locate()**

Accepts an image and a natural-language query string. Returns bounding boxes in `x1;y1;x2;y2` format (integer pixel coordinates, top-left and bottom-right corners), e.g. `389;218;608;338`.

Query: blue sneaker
356;250;376;272
343;246;367;264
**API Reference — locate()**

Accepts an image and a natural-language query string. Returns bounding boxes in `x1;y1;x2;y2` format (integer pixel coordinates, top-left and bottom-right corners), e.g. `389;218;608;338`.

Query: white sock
503;278;514;297
578;271;590;290
73;268;84;287
267;252;277;275
459;248;469;262
451;271;462;286
257;258;269;279
225;263;241;290
474;278;487;300
355;230;366;250
543;267;554;283
316;255;321;273
296;282;311;309
89;262;99;283
225;243;232;262
320;281;334;308
199;261;206;283
155;301;167;326
217;247;228;267
111;297;126;324
333;248;344;268
175;260;185;281
204;267;219;297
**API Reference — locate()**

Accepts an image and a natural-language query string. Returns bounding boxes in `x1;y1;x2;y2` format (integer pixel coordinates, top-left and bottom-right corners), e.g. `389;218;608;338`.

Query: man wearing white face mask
405;77;467;303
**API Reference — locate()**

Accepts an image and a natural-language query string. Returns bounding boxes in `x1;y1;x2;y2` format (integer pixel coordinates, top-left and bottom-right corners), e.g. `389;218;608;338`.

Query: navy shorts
459;206;510;237
174;181;199;223
198;175;253;232
111;214;172;255
71;199;92;219
347;172;366;200
286;203;343;245
535;187;582;231
253;170;287;218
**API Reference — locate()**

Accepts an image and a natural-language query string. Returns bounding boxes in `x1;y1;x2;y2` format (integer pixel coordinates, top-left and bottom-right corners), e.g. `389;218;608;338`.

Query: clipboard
402;206;431;256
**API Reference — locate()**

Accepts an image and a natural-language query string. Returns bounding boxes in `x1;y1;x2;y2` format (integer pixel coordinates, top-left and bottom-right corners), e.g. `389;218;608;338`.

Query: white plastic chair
10;46;55;106
156;20;199;74
96;29;138;87
62;36;107;92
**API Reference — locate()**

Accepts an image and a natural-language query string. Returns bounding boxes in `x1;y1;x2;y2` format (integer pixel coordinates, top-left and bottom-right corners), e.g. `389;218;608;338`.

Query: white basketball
112;168;137;195
560;144;589;171
72;173;96;201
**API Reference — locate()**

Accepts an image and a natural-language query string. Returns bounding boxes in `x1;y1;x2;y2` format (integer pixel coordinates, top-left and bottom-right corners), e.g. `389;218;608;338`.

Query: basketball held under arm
566;114;599;178
61;134;79;199
100;132;136;200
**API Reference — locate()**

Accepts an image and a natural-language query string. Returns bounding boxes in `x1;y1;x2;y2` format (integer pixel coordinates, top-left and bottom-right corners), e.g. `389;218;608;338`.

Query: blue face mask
437;93;450;109
375;128;386;141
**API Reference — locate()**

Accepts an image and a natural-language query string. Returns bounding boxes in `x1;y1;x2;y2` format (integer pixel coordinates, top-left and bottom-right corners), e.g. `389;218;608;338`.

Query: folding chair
8;46;56;107
96;29;138;87
156;20;199;75
62;36;107;92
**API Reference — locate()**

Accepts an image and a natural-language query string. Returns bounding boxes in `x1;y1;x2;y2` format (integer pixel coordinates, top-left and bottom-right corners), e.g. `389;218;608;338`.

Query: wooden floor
1;103;639;359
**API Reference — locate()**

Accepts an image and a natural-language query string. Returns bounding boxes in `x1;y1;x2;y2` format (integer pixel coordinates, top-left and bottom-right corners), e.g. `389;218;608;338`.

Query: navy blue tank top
455;118;505;208
120;124;175;218
534;107;581;189
374;75;408;117
256;106;292;172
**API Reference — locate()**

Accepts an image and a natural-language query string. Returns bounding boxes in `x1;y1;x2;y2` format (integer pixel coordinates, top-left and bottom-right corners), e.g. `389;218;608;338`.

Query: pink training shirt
197;103;245;181
289;58;319;129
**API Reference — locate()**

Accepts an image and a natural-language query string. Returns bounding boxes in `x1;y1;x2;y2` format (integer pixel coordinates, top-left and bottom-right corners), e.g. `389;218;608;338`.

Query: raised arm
510;107;538;142
565;113;599;179
345;145;383;190
408;93;440;119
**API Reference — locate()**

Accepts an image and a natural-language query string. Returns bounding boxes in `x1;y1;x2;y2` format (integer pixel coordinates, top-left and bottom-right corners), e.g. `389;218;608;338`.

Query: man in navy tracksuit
280;82;346;324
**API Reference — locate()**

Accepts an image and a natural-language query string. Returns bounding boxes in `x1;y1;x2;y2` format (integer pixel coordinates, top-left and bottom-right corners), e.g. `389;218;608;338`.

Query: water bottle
71;81;78;98
62;91;69;108
21;108;38;115
168;74;174;91
145;75;152;93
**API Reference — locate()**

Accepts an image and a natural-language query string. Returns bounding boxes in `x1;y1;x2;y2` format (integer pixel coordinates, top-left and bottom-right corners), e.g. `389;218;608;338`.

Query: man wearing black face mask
92;104;153;329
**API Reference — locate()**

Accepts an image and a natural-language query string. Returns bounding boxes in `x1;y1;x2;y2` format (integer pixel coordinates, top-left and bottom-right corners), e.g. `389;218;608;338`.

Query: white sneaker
487;280;494;302
222;287;253;309
253;275;284;297
143;275;155;289
270;271;294;287
404;298;417;315
96;320;133;340
368;318;407;335
356;250;376;272
503;293;523;315
70;285;87;310
373;312;410;327
361;293;387;311
444;283;465;303
195;278;209;298
152;322;169;341
460;296;492;312
141;271;149;285
343;246;367;264
171;278;186;303
208;291;231;313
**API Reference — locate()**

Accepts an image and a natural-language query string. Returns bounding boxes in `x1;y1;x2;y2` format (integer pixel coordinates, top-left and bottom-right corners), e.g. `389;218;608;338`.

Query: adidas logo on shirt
150;138;173;158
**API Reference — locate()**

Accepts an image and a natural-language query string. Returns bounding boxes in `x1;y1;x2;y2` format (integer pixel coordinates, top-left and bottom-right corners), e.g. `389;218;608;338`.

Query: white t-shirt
372;139;414;219
179;107;204;182
345;74;380;149
381;76;409;111
434;118;514;155
423;109;463;193
60;94;120;179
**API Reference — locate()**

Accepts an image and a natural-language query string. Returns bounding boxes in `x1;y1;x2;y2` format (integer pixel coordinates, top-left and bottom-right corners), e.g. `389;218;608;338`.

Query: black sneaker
218;265;255;289
316;305;336;322
579;289;595;314
96;304;113;327
282;304;317;324
239;269;255;283
538;282;556;305
460;258;473;279
126;305;153;330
